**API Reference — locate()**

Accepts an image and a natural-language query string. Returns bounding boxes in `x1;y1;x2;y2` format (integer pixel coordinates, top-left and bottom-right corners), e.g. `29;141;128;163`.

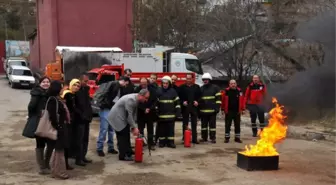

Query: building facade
30;0;133;71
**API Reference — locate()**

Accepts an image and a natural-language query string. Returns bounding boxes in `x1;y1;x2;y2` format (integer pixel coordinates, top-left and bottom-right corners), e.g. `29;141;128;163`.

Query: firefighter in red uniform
244;75;267;137
221;80;245;143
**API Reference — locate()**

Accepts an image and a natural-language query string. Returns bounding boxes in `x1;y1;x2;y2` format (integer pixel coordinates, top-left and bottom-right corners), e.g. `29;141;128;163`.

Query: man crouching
107;89;150;161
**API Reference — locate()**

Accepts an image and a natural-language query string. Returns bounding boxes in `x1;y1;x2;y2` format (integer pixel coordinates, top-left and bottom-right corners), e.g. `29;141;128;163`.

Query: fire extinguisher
184;128;192;148
135;135;143;163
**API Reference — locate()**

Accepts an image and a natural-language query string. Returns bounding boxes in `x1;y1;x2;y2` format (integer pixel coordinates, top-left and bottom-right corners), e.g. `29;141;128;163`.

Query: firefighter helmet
202;73;212;80
161;75;172;83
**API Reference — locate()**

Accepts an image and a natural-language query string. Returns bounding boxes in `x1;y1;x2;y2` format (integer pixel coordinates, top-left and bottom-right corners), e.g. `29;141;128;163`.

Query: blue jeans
97;109;114;151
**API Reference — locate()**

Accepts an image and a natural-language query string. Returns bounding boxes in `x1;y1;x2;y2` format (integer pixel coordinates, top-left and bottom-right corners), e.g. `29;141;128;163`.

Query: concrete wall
30;0;133;70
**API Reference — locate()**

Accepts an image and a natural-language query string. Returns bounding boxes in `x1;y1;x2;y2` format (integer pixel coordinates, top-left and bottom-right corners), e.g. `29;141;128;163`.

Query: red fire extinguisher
184;128;191;148
135;136;143;163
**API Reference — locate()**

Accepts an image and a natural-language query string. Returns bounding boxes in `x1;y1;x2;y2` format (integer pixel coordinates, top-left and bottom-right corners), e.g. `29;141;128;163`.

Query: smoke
62;52;113;82
269;10;335;121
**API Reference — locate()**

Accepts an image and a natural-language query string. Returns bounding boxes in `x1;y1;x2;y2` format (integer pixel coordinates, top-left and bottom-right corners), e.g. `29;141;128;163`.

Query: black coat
101;81;121;109
75;86;93;123
121;82;135;97
28;86;48;118
24;87;48;138
47;97;69;150
135;85;158;118
178;83;202;111
63;93;76;122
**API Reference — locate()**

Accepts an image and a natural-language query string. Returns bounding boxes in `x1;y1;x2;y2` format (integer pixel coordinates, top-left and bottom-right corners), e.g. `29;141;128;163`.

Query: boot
35;148;50;175
235;138;242;143
45;146;54;170
252;128;258;137
224;138;230;143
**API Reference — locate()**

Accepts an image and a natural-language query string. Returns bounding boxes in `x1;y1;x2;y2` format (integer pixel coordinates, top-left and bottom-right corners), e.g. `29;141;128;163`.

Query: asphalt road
0;76;335;185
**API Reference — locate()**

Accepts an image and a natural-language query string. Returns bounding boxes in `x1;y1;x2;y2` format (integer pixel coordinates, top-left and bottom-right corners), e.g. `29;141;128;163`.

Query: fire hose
138;134;152;156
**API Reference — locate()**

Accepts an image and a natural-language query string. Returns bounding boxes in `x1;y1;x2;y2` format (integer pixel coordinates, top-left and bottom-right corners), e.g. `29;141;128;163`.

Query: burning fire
241;97;288;156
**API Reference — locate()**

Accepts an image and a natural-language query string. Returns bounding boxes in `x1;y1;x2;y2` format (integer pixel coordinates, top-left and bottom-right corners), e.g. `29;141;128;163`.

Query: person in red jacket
244;75;267;137
221;80;245;143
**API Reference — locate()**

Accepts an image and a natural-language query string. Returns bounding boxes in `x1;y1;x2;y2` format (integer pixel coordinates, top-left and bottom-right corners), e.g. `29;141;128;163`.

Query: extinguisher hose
139;134;152;156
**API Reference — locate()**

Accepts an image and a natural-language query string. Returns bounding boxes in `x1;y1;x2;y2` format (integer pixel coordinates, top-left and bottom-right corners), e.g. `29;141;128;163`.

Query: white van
4;57;29;77
8;66;35;88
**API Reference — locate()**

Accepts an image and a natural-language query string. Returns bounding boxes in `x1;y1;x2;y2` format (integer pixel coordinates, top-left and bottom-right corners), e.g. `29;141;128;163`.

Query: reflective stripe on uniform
201;96;215;100
215;93;221;96
159;100;174;103
158;115;176;118
200;109;215;113
175;105;181;108
216;101;222;104
201;128;207;131
209;128;216;131
225;133;230;136
167;137;174;140
235;134;240;136
159;137;165;140
174;97;179;101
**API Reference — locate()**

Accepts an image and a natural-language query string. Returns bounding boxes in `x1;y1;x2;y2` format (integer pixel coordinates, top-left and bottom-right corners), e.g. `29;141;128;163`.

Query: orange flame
240;97;288;156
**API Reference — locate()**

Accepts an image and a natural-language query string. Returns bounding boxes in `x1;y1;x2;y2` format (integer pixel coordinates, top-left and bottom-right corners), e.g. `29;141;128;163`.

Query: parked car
4;57;28;78
8;66;35;88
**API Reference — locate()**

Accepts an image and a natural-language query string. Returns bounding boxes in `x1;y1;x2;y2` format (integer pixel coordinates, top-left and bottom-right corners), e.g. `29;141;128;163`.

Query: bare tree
134;0;201;51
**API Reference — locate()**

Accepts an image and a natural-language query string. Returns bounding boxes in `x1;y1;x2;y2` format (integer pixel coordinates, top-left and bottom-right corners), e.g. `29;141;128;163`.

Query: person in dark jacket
178;74;201;144
74;74;93;164
171;74;178;90
157;76;181;148
61;78;80;169
97;77;126;157
135;77;158;150
27;76;54;175
121;76;135;97
149;73;158;89
199;73;221;143
244;75;267;137
221;80;245;143
47;80;70;179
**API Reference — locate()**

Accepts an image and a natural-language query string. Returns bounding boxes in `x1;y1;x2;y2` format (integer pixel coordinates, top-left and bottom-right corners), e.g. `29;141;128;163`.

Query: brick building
29;0;133;71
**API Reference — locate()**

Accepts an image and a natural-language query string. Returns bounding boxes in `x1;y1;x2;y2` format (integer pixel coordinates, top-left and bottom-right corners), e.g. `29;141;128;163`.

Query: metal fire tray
237;152;279;171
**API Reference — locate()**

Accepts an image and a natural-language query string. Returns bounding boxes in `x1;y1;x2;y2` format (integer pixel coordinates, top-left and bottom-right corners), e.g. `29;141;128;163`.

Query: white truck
110;46;204;84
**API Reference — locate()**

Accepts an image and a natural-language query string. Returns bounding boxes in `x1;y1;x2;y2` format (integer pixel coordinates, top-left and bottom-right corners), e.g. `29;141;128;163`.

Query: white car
8;66;35;88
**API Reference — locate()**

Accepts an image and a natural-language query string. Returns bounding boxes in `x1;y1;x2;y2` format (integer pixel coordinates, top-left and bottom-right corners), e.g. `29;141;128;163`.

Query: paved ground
0;76;335;185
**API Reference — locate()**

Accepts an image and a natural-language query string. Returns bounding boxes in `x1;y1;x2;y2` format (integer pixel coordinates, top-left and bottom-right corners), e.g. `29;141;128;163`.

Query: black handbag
22;115;39;138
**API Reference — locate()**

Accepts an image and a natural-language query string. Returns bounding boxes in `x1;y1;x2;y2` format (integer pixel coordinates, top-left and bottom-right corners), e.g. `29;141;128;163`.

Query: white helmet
202;73;212;80
161;76;172;83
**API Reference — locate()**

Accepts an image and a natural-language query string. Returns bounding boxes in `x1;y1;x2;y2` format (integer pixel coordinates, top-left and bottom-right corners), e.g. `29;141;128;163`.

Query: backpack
93;81;115;108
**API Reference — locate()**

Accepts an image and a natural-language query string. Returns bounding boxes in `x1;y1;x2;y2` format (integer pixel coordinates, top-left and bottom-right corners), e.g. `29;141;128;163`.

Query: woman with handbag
23;76;54;175
61;79;81;169
47;80;70;179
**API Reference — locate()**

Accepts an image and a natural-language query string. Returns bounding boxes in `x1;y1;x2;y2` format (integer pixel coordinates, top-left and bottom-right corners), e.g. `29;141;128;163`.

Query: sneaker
97;150;105;157
235;138;242;143
108;149;118;154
